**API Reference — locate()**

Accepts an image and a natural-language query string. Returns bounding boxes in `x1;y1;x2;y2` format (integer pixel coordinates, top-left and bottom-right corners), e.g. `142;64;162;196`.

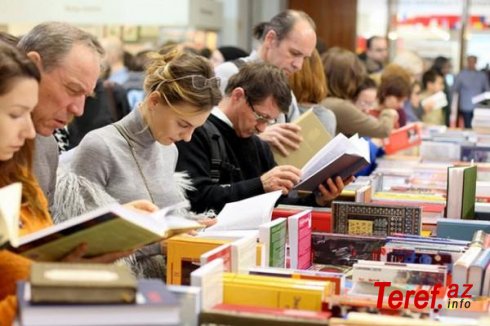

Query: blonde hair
144;49;221;116
289;49;327;104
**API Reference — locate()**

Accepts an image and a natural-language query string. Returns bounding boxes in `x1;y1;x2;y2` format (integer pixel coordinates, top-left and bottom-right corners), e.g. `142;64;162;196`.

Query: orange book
383;123;422;155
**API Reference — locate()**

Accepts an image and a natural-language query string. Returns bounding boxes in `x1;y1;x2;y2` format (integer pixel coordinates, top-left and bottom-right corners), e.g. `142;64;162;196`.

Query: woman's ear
148;91;161;109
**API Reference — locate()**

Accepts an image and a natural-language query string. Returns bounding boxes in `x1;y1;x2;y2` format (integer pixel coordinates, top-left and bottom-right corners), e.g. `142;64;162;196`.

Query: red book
200;243;232;272
383;123;422;155
272;207;331;232
288;210;312;270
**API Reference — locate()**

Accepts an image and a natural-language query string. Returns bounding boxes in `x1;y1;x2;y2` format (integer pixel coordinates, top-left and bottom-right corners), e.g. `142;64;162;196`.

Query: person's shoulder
77;125;115;150
214;61;240;78
321;97;353;110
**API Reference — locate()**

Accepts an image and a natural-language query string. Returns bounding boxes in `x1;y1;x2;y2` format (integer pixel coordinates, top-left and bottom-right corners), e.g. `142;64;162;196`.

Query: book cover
200;243;232;272
165;235;230;285
446;165;477;219
311;232;386;266
17;279;180;326
383;123;422;155
272;109;332;169
259;218;287;268
191;258;224;310
272;206;332;233
436;219;490;241
201;303;331;325
332;201;422;236
294;134;370;192
222;273;329;311
287;210;312;270
460;145;490;163
352;260;447;286
30;262;137;304
483;263;490;296
4;202;201;261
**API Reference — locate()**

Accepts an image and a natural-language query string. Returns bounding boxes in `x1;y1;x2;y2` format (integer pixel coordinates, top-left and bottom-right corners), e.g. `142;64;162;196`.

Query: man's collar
211;107;234;128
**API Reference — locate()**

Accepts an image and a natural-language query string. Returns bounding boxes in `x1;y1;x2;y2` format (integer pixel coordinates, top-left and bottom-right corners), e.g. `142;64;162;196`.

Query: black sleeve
176;127;264;213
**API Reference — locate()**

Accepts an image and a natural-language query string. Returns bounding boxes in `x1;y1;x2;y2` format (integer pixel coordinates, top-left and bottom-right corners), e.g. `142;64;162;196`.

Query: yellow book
165;235;231;285
272;109;332;169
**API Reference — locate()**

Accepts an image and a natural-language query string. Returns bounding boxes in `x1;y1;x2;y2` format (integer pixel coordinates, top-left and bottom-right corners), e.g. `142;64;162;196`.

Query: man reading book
176;62;352;213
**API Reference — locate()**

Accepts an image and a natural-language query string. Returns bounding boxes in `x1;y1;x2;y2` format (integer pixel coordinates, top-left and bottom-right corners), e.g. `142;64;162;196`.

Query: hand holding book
259;123;302;156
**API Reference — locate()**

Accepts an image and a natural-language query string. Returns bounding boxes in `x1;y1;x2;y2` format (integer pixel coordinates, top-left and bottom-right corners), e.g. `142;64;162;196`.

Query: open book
205;191;282;231
294;134;370;192
272;109;332;169
0;183;202;261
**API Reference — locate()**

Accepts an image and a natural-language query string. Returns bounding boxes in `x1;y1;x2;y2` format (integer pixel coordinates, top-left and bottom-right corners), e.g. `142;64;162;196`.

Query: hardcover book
17;279;180;326
259;218;287;268
294;134;370;192
272;109;332;169
200;243;233;272
191;258;224;310
332;201;422;236
311;232;386;266
0;184;202;261
445;165;477;219
383;123;422;155
30;262;137;304
287;210;312;270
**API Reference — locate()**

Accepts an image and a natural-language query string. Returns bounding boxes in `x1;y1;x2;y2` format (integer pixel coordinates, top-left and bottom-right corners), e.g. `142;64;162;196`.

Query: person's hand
123;200;158;213
197;217;217;228
315;176;355;206
260;165;301;194
61;242;134;263
258;123;302;156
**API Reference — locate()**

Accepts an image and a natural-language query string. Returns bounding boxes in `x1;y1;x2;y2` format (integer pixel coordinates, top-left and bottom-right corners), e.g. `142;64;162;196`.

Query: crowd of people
1;9;490;324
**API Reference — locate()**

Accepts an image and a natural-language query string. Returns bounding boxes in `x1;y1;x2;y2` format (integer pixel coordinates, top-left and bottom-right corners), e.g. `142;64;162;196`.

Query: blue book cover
436;218;490;241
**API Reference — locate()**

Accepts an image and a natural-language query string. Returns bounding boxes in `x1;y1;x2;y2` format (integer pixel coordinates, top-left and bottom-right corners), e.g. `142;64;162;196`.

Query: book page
206;191;282;231
0;183;22;246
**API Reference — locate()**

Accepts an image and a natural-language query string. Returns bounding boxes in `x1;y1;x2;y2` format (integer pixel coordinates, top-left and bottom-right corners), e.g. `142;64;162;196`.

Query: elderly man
215;10;317;157
18;22;103;209
176;62;350;214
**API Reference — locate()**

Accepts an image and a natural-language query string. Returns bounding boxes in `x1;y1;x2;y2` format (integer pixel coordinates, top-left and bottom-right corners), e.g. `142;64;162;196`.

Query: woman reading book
0;43;156;324
70;48;222;209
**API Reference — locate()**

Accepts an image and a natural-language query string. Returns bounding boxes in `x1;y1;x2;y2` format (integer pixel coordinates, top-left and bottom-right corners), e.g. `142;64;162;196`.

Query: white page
206;191;282;231
0;183;22;246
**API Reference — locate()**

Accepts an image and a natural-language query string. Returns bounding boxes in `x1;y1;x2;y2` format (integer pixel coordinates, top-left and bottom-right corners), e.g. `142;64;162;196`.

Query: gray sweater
70;108;183;208
33;134;59;211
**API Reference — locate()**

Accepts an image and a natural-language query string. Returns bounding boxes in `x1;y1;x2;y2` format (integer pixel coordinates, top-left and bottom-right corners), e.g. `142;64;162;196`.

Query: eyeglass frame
153;74;221;92
244;93;277;125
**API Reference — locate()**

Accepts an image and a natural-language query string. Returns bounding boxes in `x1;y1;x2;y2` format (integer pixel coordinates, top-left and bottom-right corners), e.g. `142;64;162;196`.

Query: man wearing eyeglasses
176;62;349;214
214;10;317;157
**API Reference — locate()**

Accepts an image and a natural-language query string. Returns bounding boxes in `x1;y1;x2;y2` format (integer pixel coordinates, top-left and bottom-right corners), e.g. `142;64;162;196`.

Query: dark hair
431;56;449;75
144;49;221;115
366;36;386;50
225;62;292;114
218;46;248;62
199;48;212;59
422;69;443;90
18;22;104;71
0;31;20;47
354;77;377;100
0;43;47;220
252;10;315;41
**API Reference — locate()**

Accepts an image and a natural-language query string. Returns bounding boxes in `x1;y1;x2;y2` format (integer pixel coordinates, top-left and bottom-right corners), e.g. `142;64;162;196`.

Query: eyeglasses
154;75;221;91
245;94;276;125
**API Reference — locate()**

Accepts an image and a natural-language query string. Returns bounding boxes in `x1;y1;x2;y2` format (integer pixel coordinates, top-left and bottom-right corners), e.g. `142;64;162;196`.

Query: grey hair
253;10;316;42
18;21;104;71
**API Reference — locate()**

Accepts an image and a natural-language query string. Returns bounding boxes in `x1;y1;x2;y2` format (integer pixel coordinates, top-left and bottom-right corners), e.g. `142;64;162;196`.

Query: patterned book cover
311;233;386;266
332;201;422;236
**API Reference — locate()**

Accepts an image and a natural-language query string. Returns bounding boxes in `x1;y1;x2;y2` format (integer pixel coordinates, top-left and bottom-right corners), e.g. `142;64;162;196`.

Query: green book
446;165;477;219
259;218;287;268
